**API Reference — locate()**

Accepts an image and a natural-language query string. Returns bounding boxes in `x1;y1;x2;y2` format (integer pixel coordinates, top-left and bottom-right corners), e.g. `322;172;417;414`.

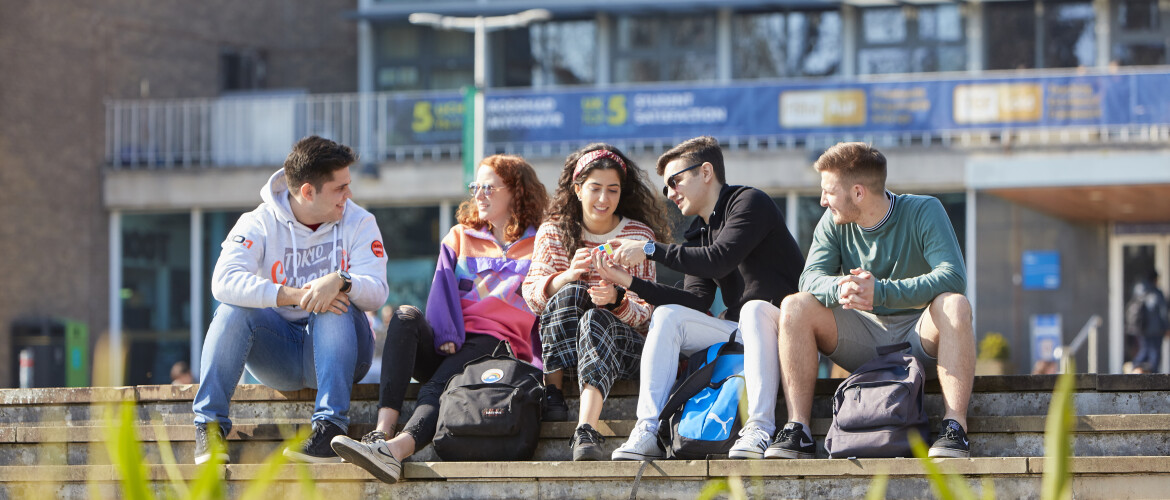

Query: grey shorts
827;307;938;374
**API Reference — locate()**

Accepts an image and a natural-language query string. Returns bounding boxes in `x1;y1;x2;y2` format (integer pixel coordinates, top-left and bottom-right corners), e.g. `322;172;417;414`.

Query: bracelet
604;286;627;311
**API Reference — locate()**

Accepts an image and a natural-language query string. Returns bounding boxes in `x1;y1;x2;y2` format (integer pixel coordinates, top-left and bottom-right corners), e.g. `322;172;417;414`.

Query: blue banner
383;71;1170;147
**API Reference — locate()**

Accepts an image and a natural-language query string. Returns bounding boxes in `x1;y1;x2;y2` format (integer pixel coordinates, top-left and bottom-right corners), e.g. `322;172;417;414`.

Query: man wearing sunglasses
598;136;805;460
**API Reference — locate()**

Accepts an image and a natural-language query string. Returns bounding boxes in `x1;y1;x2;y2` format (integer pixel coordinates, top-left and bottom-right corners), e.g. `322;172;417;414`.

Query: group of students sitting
190;134;976;485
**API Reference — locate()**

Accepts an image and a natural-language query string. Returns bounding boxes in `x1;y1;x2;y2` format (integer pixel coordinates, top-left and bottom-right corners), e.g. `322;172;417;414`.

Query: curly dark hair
546;143;671;256
456;154;549;243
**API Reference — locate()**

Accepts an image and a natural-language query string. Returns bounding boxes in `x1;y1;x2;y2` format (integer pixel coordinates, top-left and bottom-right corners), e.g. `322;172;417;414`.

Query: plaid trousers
539;282;644;398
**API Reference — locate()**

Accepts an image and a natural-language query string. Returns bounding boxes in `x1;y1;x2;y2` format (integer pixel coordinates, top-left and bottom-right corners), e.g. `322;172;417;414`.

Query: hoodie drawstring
287;221;299;279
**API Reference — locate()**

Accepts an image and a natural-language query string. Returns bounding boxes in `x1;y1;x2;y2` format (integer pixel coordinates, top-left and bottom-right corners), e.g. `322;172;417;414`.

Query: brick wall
0;0;356;387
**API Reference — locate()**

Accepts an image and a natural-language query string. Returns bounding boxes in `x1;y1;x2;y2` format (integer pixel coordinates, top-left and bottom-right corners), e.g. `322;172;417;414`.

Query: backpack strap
876;342;913;355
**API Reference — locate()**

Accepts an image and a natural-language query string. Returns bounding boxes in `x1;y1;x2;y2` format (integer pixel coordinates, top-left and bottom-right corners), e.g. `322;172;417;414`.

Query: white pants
635;301;781;435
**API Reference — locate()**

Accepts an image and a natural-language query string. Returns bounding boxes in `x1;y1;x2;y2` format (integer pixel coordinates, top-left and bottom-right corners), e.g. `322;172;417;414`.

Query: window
220;49;267;92
613;15;716;83
1112;0;1169;66
368;205;443;309
373;24;474;91
857;5;966;75
529;20;597;86
733;10;843;79
122;213;192;385
1044;2;1096;68
986;2;1037;70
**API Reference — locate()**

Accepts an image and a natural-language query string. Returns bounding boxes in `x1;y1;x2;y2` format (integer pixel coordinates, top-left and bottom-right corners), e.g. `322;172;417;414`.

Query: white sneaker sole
193;452;230;465
331;436;402;484
611;449;665;461
728;448;765;459
282;447;344;464
764;448;815;459
927;446;970;458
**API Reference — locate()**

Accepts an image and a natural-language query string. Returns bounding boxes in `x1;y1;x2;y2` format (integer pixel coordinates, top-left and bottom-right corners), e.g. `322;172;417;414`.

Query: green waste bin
65;320;89;387
11;317;89;388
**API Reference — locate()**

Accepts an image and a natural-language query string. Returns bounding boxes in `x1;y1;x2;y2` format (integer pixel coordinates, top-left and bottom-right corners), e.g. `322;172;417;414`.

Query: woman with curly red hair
522;143;671;460
331;155;549;483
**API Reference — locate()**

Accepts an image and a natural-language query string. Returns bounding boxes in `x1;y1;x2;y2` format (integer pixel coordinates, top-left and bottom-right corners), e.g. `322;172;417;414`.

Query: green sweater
800;193;966;315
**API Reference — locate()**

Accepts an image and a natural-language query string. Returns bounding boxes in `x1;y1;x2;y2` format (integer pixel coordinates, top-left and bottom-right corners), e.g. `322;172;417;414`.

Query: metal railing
105;69;1170;169
1055;314;1102;374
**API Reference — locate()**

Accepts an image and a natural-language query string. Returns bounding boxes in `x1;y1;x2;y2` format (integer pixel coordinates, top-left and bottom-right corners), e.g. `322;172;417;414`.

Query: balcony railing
106;68;1170;169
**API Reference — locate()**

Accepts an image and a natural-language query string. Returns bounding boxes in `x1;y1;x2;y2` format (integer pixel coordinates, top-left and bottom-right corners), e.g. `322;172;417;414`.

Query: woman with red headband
522;143;671;461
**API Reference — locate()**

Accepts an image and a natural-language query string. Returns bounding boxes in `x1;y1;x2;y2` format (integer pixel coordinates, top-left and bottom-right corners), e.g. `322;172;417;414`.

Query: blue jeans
192;303;373;432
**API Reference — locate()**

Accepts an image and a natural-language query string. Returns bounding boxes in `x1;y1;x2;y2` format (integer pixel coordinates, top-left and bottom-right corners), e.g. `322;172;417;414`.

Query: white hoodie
210;169;389;322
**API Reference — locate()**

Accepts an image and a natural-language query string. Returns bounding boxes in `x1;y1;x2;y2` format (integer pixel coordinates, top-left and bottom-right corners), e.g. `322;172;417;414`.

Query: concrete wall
974;193;1111;374
0;1;356;387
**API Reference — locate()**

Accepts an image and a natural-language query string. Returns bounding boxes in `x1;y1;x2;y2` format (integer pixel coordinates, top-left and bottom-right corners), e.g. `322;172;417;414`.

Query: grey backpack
825;342;930;458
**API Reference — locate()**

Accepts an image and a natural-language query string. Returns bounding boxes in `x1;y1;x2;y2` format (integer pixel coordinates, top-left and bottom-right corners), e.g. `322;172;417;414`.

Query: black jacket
628;184;805;321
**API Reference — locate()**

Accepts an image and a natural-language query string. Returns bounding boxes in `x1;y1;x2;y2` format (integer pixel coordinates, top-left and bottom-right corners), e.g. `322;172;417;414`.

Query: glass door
1110;234;1170;373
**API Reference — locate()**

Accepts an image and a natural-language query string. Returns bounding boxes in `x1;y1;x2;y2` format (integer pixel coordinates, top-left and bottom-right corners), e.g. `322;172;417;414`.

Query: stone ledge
2;374;1128;405
14;414;1170;444
7;457;1168;484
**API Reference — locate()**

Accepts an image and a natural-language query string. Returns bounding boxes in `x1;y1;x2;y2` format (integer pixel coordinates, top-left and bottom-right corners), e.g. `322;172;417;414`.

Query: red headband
573;150;627;180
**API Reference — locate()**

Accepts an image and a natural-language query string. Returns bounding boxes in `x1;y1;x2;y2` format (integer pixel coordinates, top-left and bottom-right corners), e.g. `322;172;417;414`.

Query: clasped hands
838;268;874;311
554;246;635;308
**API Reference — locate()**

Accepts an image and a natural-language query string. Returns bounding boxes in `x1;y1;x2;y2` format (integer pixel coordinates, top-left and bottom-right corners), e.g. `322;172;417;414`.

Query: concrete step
4;375;1170;427
1;456;1168;499
5;414;1170;466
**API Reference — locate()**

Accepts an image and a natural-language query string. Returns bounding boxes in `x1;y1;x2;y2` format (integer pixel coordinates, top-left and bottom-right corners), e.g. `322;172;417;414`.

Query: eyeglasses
662;163;703;197
468;183;506;197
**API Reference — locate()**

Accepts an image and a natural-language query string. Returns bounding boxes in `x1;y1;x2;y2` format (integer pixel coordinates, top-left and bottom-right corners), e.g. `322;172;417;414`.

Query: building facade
7;0;1170;386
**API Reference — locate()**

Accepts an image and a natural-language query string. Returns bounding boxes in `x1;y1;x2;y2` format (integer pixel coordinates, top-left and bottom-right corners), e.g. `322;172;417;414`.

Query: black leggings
377;306;502;452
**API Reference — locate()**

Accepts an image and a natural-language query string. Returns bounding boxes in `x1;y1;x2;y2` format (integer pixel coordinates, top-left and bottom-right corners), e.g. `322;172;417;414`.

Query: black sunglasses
662;163;703;197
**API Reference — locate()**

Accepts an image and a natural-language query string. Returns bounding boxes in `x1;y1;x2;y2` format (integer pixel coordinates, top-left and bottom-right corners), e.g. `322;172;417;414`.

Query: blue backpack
657;331;745;459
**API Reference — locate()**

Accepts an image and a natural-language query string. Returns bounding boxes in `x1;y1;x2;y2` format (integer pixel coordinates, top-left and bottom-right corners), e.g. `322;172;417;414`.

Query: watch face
643;241;655;255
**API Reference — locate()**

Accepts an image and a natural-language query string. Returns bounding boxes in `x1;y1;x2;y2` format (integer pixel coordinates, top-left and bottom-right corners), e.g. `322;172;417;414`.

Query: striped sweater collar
860;191;896;233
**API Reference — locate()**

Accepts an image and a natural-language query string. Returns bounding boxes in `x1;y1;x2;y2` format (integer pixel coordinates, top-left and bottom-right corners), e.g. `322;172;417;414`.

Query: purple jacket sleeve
425;234;466;353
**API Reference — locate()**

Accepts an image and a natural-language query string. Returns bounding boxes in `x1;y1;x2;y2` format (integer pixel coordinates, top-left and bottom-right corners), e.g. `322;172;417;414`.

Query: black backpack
657;331;746;459
431;342;544;461
824;342;930;458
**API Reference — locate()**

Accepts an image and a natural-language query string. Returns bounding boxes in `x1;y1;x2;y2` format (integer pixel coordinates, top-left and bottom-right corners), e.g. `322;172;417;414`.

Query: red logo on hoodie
371;240;384;258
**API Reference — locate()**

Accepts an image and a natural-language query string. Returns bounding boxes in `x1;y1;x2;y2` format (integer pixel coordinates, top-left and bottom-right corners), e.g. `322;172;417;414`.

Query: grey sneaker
728;425;771;459
193;422;229;465
331;434;402;484
611;420;664;461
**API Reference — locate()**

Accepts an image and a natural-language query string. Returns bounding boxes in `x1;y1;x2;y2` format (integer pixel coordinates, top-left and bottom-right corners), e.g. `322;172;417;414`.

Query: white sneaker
728;425;771;459
330;434;402;484
611;421;665;461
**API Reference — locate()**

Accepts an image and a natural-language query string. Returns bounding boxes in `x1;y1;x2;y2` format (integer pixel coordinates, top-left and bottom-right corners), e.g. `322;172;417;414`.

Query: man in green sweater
769;142;974;459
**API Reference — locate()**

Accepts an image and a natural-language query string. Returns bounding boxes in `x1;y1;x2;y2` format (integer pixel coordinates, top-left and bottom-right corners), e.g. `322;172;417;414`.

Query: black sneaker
542;385;569;422
284;420;345;463
764;422;816;459
360;429;390;444
193;422;229;464
928;419;970;458
571;423;606;461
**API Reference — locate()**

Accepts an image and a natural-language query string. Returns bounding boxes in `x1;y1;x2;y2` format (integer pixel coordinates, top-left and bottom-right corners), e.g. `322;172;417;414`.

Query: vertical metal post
109;211;123;386
473;16;487;166
190;209;204;378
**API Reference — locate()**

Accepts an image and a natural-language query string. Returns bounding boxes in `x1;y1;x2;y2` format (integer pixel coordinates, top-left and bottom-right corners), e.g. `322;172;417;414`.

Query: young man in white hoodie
192;136;389;464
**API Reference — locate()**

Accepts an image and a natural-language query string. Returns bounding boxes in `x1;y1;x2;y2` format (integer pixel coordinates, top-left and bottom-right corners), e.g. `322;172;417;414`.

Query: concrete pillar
965;2;985;73
1094;0;1112;68
717;8;733;83
596;13;612;86
786;190;799;243
841;5;858;78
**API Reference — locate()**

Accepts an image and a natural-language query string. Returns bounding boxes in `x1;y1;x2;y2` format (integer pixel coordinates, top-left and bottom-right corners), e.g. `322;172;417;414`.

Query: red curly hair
456;154;549;243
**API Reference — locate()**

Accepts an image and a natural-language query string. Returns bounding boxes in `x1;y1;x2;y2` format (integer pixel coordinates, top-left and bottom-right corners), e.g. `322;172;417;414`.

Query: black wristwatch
337;270;352;293
642;241;656;260
604;286;626;311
